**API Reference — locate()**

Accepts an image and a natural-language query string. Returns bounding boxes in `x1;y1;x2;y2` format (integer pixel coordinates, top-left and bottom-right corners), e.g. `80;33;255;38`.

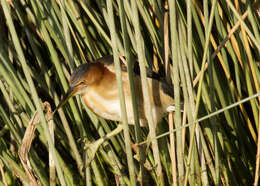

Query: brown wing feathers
79;55;174;98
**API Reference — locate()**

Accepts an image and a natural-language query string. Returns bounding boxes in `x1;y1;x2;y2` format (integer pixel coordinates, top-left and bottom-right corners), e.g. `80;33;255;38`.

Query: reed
0;0;259;185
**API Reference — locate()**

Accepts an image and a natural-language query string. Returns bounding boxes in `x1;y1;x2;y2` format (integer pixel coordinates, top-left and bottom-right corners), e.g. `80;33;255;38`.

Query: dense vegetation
0;0;259;185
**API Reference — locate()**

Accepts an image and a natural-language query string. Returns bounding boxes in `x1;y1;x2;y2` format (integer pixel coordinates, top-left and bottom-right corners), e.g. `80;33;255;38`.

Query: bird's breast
82;87;122;122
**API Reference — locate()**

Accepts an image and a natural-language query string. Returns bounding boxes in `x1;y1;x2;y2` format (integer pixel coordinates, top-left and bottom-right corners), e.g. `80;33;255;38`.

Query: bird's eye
78;81;83;86
79;81;86;86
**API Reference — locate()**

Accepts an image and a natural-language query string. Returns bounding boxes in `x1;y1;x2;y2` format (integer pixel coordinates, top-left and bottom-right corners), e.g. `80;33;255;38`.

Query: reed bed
0;0;259;185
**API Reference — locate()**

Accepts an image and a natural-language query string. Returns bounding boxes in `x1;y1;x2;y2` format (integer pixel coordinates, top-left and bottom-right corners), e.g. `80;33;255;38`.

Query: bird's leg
84;124;124;167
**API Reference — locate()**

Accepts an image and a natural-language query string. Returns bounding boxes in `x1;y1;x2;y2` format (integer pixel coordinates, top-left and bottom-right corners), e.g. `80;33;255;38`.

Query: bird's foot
84;138;104;167
166;105;176;112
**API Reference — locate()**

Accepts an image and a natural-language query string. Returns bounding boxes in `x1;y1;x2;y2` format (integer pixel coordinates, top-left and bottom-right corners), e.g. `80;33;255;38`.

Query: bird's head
54;63;103;113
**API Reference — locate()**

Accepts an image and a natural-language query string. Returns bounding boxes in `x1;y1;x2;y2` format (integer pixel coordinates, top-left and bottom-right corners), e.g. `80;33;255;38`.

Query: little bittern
55;55;175;164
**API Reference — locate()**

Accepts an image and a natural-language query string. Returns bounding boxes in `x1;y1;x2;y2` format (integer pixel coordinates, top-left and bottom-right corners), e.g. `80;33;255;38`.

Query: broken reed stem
18;102;54;186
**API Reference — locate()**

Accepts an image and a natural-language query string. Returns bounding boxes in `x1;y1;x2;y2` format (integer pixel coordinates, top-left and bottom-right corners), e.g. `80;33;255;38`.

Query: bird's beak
53;86;76;114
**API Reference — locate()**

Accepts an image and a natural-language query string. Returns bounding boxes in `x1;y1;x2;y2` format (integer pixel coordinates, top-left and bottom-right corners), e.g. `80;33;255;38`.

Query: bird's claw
84;139;103;167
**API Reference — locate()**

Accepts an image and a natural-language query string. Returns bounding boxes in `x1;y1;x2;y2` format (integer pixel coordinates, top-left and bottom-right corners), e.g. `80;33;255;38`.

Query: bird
54;55;175;164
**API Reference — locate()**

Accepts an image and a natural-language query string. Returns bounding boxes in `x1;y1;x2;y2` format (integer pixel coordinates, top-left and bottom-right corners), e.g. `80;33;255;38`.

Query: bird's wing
96;55;160;80
95;55;174;98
